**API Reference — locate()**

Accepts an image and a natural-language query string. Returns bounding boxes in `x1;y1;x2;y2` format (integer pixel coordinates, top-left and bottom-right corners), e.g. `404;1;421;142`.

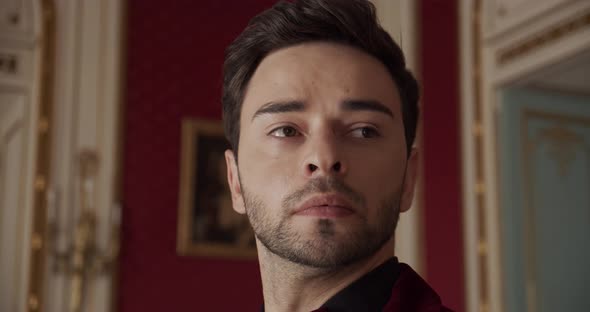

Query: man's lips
294;194;355;217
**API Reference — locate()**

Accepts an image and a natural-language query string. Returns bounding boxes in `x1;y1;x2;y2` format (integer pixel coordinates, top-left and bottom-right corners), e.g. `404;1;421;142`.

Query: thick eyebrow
342;99;394;119
251;100;305;121
250;99;394;121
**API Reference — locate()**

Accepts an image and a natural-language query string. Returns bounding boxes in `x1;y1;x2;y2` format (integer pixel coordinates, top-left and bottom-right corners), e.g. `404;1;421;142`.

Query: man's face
225;42;418;268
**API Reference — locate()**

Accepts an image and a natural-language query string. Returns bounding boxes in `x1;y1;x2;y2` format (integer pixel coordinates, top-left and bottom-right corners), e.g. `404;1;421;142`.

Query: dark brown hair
222;0;419;156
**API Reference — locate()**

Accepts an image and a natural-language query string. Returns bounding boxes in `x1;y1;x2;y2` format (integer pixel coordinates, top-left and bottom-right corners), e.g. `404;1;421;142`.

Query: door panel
499;88;590;312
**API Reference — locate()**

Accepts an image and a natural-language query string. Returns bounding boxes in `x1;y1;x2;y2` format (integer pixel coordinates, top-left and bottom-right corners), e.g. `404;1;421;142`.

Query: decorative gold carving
38;117;49;133
537;124;584;177
47;150;121;312
476;181;486;195
27;295;39;310
473;122;484;137
497;12;590;65
31;233;43;250
480;302;489;312
26;1;56;311
34;175;46;191
539;125;584;177
478;240;488;255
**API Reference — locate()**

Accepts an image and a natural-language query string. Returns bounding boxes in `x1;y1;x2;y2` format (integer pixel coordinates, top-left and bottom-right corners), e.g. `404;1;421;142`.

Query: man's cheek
241;161;286;195
352;169;395;198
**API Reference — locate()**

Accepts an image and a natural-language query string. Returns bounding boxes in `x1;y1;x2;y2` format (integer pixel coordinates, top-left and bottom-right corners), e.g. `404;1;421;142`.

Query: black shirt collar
260;257;400;312
320;257;400;312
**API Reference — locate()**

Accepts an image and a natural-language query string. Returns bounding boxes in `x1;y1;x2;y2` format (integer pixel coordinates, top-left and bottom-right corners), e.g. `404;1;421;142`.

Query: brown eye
269;126;300;137
350;127;380;138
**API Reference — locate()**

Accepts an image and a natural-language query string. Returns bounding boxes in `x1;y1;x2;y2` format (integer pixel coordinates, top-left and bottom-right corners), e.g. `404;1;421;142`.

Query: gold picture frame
176;118;257;259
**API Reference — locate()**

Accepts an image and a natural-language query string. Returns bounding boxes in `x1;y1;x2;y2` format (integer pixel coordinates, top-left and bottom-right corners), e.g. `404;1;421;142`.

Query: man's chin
260;229;388;269
276;240;378;269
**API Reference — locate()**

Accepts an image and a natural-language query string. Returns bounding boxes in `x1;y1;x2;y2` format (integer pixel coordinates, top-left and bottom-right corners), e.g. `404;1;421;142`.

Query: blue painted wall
499;88;590;312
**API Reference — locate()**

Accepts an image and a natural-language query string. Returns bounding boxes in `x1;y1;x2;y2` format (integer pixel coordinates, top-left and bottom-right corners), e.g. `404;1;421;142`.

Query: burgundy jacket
261;260;453;312
312;263;453;312
381;263;453;312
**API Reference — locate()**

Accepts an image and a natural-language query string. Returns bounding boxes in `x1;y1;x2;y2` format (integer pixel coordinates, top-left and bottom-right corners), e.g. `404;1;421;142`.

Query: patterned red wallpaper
119;1;275;311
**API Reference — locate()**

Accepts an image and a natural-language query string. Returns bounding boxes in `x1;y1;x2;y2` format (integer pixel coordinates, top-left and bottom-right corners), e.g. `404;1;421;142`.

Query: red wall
419;0;465;311
119;1;275;311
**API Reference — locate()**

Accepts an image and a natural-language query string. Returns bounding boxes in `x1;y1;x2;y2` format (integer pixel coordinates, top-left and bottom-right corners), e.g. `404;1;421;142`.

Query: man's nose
303;133;347;178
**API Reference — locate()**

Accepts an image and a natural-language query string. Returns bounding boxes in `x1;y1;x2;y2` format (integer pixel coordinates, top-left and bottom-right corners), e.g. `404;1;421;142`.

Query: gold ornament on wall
537;124;584;177
46;149;121;312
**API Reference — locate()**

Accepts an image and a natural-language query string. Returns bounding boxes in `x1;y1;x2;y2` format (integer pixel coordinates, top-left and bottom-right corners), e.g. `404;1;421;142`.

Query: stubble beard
242;177;402;269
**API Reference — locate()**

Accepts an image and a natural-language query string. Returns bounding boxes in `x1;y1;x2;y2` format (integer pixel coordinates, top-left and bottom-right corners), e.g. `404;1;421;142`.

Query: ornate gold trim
475;181;486;195
497;11;590;65
472;0;490;311
473;122;483;137
538;124;584;176
176;119;257;260
28;295;39;311
26;0;56;311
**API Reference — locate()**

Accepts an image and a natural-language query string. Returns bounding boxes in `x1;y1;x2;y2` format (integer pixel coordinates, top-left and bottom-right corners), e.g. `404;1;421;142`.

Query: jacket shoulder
382;263;454;312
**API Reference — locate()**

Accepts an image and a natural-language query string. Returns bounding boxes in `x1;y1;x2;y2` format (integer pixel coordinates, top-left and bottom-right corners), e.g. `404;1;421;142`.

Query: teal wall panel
499;88;590;312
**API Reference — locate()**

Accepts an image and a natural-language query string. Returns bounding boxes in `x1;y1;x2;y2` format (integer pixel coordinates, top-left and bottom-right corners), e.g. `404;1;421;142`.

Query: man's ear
400;147;419;213
225;149;246;214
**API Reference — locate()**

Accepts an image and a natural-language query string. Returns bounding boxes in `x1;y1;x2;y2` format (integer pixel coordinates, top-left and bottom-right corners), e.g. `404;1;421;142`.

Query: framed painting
176;118;257;259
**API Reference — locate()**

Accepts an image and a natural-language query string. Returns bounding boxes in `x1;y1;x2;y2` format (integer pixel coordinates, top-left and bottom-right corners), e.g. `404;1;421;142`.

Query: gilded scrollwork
497;12;590;65
536;124;585;177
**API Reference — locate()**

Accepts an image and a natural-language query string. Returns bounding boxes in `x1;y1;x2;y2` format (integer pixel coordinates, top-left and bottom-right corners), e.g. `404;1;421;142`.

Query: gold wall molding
472;0;491;311
36;0;126;311
497;11;590;65
26;0;56;311
538;124;585;177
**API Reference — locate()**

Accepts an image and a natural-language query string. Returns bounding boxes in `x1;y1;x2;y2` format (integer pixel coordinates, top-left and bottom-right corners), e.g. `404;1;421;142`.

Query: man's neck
257;238;396;312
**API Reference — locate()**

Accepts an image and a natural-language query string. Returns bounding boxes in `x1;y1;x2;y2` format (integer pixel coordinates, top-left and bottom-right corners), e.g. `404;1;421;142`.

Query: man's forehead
255;42;382;76
241;42;401;118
